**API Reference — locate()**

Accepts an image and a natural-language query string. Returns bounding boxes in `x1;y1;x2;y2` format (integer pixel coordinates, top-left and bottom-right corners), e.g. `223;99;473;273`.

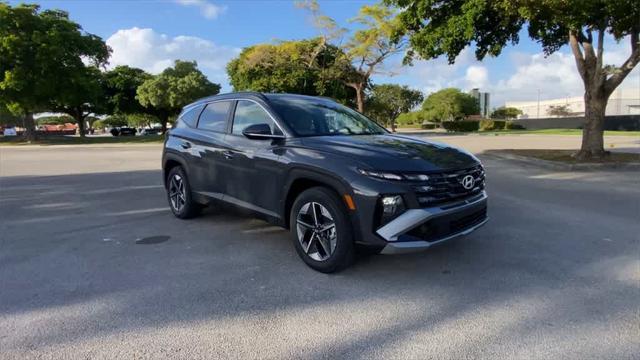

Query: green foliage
104;66;151;115
102;115;128;128
479;119;506;131
0;3;110;138
491;106;523;120
441;121;479;132
137;60;220;131
395;110;431;126
504;120;526;130
36;115;75;125
365;84;423;127
0;104;21;126
387;0;639;62
547;104;572;117
421;122;437;130
126;113;159;128
421;88;479;122
227;38;355;104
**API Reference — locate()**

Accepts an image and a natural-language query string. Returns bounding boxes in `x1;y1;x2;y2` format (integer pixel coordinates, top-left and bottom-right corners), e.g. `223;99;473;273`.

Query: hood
300;134;479;172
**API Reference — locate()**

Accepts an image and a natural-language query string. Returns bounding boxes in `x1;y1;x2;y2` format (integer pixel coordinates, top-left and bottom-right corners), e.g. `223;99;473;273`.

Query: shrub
421;122;437;130
441;121;479;132
479;119;506;131
504;120;526;130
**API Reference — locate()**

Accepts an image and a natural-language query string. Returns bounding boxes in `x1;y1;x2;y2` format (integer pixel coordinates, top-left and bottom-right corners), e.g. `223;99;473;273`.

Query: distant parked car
3;127;17;136
139;127;162;136
110;127;137;136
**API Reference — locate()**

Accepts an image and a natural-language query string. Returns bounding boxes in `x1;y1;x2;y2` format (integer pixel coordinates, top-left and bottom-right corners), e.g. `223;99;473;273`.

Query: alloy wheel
168;174;186;212
296;202;337;261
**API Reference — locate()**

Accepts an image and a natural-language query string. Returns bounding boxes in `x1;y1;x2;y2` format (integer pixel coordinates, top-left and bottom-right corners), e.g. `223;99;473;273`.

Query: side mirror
242;123;285;140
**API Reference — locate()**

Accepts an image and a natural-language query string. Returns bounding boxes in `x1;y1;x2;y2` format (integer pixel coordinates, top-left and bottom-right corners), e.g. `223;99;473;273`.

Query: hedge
441;121;479;132
504;120;526;130
479;119;506;131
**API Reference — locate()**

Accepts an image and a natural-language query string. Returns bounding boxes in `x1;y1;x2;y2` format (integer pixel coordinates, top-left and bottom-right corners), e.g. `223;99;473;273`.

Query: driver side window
232;100;280;135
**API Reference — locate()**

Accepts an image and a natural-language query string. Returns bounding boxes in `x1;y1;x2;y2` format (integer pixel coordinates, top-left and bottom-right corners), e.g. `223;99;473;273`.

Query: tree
547;104;572;117
366;84;423;131
137;60;220;133
421;88;479;122
51;66;108;136
0;3;110;140
491;106;523;120
387;0;640;159
104;66;152;115
227;39;355;105
299;1;406;113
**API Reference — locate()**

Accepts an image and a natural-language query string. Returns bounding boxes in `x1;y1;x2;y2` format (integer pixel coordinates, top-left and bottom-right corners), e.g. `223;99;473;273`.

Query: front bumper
377;192;488;254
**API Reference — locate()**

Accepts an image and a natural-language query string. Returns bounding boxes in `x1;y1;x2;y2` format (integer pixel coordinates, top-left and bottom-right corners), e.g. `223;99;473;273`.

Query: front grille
413;165;485;206
404;207;487;242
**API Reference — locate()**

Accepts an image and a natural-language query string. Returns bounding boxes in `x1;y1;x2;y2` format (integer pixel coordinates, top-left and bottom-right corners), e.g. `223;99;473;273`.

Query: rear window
198;101;232;132
176;105;204;128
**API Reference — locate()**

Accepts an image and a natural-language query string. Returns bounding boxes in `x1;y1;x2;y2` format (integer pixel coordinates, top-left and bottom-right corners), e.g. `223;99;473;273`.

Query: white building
506;87;640;118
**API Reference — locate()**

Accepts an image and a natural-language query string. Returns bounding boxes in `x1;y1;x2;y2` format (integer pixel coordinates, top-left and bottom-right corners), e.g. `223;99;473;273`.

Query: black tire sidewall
166;166;199;219
290;187;354;273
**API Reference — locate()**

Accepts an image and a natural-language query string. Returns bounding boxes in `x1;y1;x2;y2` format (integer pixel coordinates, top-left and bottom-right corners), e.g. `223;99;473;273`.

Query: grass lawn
0;134;165;146
499;149;640;164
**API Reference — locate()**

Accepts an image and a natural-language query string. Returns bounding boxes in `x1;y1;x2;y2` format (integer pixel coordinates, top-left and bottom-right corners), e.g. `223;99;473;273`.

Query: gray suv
162;92;488;272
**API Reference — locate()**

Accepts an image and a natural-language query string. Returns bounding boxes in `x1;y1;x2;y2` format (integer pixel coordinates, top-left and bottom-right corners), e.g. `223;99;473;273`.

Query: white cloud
465;65;489;89
175;0;226;20
106;27;240;89
395;35;639;108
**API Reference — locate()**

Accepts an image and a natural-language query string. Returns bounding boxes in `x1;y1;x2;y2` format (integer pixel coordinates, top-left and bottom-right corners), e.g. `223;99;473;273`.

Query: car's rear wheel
290;187;354;273
166;166;201;219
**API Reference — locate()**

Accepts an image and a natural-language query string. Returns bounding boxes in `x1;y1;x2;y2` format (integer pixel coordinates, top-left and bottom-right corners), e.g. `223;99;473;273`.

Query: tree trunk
576;89;608;159
160;113;169;134
23;112;36;142
355;86;365;113
390;120;397;132
75;113;87;138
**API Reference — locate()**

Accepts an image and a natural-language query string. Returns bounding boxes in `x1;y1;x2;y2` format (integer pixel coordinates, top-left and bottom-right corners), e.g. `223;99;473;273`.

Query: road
1;135;639;359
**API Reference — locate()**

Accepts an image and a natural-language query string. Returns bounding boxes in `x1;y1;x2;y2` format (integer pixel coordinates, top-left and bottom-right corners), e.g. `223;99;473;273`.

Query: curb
482;151;640;171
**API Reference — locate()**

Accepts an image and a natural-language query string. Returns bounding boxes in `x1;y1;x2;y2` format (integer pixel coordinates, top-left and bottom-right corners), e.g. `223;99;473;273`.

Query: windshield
267;96;388;137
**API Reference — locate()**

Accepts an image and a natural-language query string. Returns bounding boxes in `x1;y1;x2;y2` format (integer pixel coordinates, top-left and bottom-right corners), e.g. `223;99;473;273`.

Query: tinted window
268;96;386;137
198;101;231;132
176;105;203;128
232;100;280;135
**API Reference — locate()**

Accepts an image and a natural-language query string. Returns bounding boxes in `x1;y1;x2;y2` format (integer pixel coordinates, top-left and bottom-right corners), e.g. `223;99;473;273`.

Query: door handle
223;150;234;160
180;141;191;149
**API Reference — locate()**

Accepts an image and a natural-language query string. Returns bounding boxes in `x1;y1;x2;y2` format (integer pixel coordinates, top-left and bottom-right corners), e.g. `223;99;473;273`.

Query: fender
281;166;363;242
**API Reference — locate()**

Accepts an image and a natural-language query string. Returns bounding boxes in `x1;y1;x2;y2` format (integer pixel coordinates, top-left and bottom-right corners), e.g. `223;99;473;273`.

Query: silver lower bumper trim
376;191;488;242
380;217;488;254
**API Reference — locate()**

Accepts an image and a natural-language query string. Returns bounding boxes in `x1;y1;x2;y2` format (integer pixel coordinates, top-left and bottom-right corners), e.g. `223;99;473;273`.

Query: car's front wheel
290;187;354;273
166;166;201;219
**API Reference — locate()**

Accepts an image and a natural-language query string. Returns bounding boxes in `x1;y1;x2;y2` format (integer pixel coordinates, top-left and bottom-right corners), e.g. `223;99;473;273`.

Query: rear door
187;100;233;197
222;100;286;217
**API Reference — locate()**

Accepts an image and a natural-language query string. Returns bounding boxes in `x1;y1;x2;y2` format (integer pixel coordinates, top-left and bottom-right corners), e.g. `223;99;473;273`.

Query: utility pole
536;89;540;118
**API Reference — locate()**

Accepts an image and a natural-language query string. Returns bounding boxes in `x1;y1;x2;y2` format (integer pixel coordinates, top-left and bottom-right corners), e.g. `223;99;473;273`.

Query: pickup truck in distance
162;92;488;273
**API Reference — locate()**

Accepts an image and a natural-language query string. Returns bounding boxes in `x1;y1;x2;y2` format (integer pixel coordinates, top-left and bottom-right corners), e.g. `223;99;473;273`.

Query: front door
221;100;285;218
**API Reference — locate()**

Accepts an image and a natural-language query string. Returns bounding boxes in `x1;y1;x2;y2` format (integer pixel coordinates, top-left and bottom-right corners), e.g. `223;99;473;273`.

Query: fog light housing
379;195;406;226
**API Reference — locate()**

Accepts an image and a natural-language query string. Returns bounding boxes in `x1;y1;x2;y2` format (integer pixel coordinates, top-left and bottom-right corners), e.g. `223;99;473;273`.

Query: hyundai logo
461;175;475;190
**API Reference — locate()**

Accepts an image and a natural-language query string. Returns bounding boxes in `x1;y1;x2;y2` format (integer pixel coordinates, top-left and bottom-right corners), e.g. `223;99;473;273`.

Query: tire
290;187;355;273
166;166;201;219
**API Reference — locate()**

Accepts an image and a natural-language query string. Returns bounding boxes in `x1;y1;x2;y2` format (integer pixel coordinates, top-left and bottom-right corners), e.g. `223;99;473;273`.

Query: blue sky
13;0;640;108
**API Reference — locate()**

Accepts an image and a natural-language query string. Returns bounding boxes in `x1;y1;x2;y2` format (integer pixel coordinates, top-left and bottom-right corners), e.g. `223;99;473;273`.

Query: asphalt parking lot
1;135;639;359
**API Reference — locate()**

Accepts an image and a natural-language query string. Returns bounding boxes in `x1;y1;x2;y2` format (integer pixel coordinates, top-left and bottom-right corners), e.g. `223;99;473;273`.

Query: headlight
358;169;403;181
359;169;430;182
379;195;406;227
